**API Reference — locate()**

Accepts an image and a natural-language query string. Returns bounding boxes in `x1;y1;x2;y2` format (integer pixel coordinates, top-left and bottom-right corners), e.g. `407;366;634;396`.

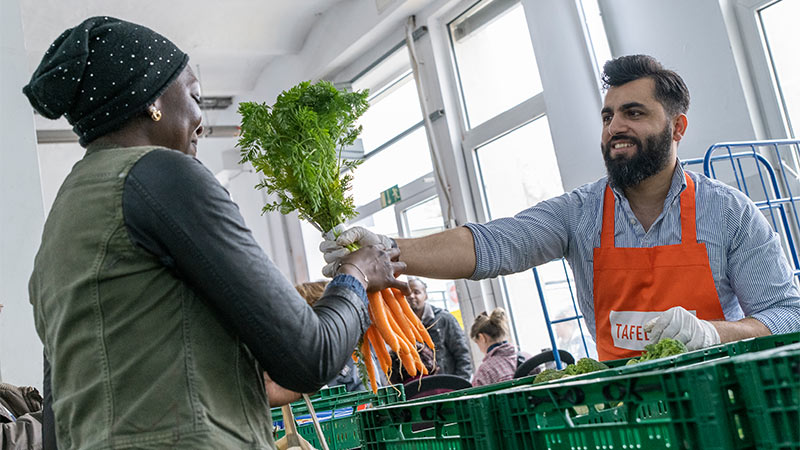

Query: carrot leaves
237;80;369;233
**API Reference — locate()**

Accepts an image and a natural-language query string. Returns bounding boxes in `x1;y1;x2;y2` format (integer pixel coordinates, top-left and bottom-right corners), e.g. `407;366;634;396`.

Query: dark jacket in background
420;304;473;380
0;382;43;449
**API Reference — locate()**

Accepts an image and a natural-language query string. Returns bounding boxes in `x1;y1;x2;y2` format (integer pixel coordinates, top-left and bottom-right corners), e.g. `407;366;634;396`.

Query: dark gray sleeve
444;313;473;379
122;149;370;392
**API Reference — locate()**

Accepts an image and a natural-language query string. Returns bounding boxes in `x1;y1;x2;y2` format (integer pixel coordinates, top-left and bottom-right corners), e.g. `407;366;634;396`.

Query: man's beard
602;122;673;189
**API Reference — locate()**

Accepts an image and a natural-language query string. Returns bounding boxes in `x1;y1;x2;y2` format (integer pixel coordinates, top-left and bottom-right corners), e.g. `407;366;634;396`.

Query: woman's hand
336;245;409;295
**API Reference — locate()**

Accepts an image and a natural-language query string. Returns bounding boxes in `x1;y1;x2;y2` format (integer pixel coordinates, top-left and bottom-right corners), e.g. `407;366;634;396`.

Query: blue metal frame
530;139;800;365
702;139;800;278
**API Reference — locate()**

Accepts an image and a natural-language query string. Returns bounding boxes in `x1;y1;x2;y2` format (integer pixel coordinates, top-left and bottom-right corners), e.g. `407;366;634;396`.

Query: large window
758;0;800;137
448;0;595;358
474;117;596;359
449;0;542;128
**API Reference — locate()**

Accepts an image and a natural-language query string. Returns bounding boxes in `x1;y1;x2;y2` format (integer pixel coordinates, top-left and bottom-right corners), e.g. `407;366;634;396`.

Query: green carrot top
237;80;370;234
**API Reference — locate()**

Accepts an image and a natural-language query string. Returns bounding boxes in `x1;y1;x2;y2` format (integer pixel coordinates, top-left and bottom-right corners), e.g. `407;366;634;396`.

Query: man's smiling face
600;77;676;189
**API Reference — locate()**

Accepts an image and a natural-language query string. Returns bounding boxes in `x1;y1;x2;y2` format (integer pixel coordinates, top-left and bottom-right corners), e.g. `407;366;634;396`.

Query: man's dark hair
602;55;690;117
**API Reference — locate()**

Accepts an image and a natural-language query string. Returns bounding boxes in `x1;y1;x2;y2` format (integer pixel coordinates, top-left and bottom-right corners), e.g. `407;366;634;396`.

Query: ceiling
21;0;344;98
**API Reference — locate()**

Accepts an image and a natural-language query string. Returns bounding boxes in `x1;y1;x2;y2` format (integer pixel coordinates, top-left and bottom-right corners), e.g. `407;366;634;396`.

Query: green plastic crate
492;358;752;450
399;332;800;406
536;331;800;386
359;393;499;450
273;384;405;450
734;342;800;450
354;333;800;450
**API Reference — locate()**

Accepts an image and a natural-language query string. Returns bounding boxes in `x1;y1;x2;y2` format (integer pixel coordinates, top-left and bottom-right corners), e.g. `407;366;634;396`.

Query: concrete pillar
0;0;46;387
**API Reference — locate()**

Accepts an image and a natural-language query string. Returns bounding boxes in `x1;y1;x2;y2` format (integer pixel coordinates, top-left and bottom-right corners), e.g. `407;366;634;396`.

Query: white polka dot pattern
23;16;188;146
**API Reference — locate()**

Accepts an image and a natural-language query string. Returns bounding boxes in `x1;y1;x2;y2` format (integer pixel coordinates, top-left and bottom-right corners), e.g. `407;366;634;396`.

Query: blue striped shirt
466;162;800;339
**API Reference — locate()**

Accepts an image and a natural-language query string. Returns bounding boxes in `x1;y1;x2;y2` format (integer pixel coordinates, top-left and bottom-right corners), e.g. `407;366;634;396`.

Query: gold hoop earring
148;105;162;122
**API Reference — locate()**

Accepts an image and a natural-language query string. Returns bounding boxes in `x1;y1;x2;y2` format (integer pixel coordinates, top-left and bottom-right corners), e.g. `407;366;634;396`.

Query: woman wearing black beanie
24;17;407;450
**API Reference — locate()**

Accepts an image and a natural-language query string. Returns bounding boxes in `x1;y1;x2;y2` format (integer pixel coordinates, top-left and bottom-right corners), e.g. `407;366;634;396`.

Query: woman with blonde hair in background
470;308;523;386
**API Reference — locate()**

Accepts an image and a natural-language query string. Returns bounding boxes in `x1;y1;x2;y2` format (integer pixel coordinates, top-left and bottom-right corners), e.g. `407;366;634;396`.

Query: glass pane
579;0;612;77
476;116;564;218
301;220;327;281
401;196;463;327
350;127;432;207
476;116;577;354
760;0;800;137
497;270;548;354
449;0;542;128
350;206;399;239
402;196;445;237
553;320;597;360
358;73;423;153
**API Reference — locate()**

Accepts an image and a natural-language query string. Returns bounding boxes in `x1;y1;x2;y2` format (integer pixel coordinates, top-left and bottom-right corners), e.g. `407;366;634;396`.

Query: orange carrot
369;291;400;353
382;288;420;346
414;357;425;375
361;338;378;393
367;326;391;375
385;303;415;346
398;345;417;377
392;288;436;351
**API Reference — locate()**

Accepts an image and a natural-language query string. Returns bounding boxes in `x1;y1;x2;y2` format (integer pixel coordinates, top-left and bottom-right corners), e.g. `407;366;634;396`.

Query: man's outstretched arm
396;227;476;279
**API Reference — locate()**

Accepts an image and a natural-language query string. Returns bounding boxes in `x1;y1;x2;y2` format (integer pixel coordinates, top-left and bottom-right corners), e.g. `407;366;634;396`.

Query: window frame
734;0;795;139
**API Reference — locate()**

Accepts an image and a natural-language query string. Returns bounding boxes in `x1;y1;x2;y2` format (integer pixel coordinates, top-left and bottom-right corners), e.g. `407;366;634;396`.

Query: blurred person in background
406;277;472;380
0;302;43;449
470;308;527;386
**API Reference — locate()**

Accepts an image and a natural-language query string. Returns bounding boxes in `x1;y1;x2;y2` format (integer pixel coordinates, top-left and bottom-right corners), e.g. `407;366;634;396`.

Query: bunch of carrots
357;287;435;393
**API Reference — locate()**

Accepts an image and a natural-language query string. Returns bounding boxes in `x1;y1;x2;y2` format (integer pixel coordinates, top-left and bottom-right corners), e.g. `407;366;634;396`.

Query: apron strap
601;184;616;248
680;173;697;244
601;172;698;248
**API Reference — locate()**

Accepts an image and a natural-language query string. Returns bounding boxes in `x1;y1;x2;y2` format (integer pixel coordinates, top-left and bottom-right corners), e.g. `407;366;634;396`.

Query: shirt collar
486;341;507;354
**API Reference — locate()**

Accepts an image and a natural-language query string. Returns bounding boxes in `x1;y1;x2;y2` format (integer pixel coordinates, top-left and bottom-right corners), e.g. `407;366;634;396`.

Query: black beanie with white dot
23;16;188;146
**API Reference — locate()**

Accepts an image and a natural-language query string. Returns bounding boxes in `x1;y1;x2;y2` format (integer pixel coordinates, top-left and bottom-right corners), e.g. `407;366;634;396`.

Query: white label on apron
608;310;697;350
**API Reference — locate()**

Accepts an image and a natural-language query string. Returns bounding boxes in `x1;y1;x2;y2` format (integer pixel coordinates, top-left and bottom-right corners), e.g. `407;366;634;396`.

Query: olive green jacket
29;146;273;449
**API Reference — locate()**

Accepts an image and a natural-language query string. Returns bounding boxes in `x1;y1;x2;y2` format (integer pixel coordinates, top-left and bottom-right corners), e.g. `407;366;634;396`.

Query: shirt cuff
464;222;491;280
329;274;368;306
750;306;800;335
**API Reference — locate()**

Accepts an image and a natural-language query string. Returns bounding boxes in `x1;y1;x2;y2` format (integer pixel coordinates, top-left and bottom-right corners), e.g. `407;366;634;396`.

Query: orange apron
593;173;724;360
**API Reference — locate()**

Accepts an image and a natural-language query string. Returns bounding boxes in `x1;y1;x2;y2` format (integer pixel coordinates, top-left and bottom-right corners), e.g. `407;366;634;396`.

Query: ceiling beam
36;125;241;144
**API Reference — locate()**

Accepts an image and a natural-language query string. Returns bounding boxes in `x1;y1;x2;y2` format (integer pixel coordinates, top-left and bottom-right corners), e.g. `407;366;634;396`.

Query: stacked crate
358;332;800;450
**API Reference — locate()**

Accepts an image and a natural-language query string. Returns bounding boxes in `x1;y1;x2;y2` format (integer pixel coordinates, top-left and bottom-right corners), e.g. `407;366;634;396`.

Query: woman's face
474;333;490;354
151;67;203;156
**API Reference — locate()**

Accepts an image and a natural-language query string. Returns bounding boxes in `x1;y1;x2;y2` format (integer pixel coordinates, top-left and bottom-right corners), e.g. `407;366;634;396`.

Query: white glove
643;306;720;351
319;225;395;278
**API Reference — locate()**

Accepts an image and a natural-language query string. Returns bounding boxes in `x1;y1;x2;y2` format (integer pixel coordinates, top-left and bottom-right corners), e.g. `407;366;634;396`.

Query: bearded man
322;54;800;360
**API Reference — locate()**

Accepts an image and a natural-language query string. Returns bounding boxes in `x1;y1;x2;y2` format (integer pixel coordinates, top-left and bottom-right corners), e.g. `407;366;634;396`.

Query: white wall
599;0;758;160
0;0;46;387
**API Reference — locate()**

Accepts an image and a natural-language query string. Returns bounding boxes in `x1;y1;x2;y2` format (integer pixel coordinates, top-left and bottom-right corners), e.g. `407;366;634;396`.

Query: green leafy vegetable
532;358;609;384
533;368;568;384
237;80;370;233
626;338;688;365
574;357;610;373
